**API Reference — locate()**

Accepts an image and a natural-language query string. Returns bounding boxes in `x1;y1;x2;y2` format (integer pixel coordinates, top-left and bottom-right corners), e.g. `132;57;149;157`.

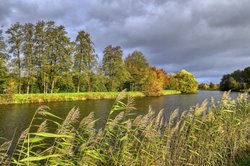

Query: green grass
0;91;249;165
161;90;181;95
0;90;180;104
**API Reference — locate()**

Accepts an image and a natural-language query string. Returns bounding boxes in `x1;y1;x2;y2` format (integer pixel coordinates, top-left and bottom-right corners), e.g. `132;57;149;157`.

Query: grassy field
0;91;249;165
0;90;180;104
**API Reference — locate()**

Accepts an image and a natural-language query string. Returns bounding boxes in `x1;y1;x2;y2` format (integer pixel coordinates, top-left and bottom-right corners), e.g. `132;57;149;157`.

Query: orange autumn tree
144;67;171;96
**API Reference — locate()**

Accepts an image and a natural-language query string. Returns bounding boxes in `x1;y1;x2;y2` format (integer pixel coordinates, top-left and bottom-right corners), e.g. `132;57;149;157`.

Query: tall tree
45;22;73;93
74;31;97;92
6;22;23;94
34;21;47;93
125;51;149;91
0;29;9;93
102;45;129;91
22;23;35;93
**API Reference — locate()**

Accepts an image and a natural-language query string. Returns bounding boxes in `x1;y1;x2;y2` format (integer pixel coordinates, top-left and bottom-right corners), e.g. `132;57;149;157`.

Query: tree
3;78;16;101
173;70;198;93
0;29;9;93
199;83;209;90
220;67;250;91
228;76;240;91
102;45;129;91
152;67;171;89
45;22;73;93
125;51;149;91
22;23;36;93
243;67;250;85
34;21;47;93
6;22;23;94
220;74;230;91
74;31;97;92
143;67;172;96
144;68;163;96
209;82;216;90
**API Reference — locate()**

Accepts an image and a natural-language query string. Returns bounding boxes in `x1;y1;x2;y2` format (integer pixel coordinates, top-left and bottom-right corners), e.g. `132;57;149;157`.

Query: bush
173;69;198;93
2;78;16;102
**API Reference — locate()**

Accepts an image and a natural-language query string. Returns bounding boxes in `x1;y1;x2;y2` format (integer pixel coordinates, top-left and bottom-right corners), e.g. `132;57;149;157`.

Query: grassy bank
0;90;180;105
0;91;249;165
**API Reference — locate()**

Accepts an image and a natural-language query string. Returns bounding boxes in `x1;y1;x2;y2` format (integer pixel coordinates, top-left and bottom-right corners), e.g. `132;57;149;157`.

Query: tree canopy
102;45;130;91
173;70;198;93
220;67;250;91
124;51;149;91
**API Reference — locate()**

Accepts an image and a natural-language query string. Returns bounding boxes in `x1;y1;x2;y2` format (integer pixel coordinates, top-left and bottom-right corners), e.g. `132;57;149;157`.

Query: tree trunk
88;76;91;92
18;76;21;94
43;74;46;93
88;83;91;92
18;49;21;94
51;79;55;93
45;83;48;94
77;73;80;93
26;79;30;94
77;82;80;93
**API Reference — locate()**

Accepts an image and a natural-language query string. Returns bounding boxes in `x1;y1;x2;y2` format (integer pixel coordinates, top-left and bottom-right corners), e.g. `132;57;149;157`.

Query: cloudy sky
1;0;250;83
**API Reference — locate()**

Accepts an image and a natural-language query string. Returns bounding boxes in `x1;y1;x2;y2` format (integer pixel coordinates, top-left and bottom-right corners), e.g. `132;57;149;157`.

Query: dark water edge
0;90;240;142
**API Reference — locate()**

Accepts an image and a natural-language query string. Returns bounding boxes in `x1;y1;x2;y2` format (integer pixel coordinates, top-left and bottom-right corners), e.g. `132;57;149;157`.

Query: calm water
0;90;239;141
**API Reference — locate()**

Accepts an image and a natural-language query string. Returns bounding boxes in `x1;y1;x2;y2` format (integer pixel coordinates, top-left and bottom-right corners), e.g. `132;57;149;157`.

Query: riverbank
0;90;180;105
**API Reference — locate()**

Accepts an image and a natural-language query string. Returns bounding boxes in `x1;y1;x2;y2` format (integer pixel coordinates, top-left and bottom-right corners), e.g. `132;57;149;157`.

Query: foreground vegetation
0;90;180;104
0;91;249;165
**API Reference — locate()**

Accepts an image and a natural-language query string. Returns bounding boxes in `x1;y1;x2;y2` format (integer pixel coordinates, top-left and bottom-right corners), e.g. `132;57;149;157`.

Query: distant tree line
220;67;250;91
199;82;219;90
0;21;199;96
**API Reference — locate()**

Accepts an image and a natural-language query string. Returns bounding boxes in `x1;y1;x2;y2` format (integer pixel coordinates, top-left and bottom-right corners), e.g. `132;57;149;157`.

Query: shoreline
0;90;180;105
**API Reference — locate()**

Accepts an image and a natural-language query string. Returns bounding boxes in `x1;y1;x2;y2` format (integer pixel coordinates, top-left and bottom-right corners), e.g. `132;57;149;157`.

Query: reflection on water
0;90;239;141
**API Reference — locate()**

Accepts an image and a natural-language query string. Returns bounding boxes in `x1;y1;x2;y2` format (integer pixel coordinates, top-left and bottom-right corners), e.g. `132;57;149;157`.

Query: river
0;90;239;142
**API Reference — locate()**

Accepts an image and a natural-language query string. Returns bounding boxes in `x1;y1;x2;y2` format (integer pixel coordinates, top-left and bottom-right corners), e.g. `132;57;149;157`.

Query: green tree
74;31;97;92
125;51;149;91
3;77;16;101
34;21;47;93
209;82;216;90
0;29;9;93
22;23;36;93
6;22;23;94
92;69;108;92
102;45;129;91
220;67;250;91
220;74;230;91
173;70;198;93
45;22;73;93
243;67;250;85
228;76;240;91
199;83;209;90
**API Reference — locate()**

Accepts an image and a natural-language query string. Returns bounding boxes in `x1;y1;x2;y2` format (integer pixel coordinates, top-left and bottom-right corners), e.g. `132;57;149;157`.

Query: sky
1;0;250;83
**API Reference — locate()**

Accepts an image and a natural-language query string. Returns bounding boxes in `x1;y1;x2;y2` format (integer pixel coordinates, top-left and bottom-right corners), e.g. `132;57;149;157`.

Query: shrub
173;69;198;93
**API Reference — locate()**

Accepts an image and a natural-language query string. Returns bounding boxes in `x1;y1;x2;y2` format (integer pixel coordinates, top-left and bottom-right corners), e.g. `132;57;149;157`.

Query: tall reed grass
0;91;249;165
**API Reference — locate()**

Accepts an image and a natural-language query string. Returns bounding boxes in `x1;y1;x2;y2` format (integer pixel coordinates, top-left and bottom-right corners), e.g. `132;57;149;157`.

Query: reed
0;91;249;165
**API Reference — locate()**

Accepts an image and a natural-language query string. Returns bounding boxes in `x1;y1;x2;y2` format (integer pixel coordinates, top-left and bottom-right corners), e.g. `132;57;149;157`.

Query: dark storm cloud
1;0;250;83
